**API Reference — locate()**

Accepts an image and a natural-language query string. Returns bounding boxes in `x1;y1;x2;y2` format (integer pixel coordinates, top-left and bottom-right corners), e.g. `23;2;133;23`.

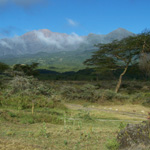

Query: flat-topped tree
84;36;141;93
138;30;150;77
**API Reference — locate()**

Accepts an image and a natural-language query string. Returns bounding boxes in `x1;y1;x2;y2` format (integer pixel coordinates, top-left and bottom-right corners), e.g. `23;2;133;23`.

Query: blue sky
0;0;150;38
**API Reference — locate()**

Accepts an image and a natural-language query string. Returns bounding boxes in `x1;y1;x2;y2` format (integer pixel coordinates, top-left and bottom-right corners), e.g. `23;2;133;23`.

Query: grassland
0;75;150;150
0;103;149;150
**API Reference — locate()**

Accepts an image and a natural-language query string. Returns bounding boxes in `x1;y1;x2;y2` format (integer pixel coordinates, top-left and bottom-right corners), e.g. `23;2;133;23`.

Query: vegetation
0;31;150;150
84;31;150;93
0;50;93;72
0;62;9;73
13;62;39;76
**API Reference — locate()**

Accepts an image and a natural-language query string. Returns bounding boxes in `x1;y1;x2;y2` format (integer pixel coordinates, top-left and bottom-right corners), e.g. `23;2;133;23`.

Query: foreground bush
8;76;52;96
1;76;65;110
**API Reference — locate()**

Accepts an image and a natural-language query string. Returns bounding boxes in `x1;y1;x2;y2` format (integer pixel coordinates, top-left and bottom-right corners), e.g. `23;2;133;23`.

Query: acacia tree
84;36;141;93
138;30;150;78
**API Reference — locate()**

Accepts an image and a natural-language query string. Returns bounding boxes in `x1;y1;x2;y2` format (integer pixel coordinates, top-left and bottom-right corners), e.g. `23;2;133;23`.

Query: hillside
0;28;135;71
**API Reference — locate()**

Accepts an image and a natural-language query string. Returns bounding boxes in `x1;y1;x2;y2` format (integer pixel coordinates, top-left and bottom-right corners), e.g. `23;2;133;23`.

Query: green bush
142;93;150;106
1;76;66;109
131;93;144;103
61;84;129;103
0;109;63;125
105;138;119;150
0;62;9;73
61;84;100;102
103;90;116;101
8;76;52;96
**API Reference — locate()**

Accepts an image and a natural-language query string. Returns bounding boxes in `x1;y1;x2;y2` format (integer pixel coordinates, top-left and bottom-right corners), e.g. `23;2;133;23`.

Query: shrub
142;93;150;106
102;90;116;101
9;76;52;96
61;84;100;102
105;138;119;150
61;84;129;103
2;76;66;109
115;93;130;101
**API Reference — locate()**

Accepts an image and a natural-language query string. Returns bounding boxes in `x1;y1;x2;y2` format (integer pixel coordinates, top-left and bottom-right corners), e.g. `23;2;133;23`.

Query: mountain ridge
0;28;135;57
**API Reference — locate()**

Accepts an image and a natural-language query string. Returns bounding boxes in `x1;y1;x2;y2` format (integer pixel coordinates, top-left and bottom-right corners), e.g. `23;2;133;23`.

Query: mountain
0;28;135;57
0;28;135;72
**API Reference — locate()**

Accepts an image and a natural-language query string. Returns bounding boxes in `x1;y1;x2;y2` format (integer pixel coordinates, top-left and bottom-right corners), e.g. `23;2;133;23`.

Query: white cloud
0;30;86;53
0;40;11;49
11;36;27;49
35;31;63;49
66;18;79;27
34;30;85;50
0;35;27;50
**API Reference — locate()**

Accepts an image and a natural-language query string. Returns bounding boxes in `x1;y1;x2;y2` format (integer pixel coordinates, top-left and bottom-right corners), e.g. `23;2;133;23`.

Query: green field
0;50;94;72
0;74;150;150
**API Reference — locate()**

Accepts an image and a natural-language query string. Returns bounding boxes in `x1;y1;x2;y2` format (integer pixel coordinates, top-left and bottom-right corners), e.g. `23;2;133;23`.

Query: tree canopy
13;62;39;76
84;31;150;92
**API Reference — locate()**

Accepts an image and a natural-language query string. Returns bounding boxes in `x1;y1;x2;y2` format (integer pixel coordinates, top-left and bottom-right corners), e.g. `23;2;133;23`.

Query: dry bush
61;84;129;103
1;76;62;109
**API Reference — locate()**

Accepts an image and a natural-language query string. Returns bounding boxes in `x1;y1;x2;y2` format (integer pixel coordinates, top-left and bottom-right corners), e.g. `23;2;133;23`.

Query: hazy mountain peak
0;28;135;57
115;27;129;32
103;28;135;43
38;29;51;32
108;28;134;35
38;29;53;37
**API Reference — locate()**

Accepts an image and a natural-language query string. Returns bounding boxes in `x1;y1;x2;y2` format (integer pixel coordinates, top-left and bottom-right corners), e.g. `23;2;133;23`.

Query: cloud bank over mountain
35;30;85;49
0;28;135;57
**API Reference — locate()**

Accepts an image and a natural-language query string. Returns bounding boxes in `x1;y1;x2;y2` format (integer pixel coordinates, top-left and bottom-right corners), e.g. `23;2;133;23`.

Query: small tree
13;62;39;76
0;62;9;73
84;36;141;93
0;62;9;88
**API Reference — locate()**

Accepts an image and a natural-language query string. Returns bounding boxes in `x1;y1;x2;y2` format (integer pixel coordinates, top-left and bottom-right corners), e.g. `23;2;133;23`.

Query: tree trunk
115;64;129;93
32;102;34;115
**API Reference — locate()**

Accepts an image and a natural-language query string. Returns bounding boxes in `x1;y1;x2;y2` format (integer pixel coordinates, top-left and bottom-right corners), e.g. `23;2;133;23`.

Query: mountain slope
0;28;135;57
0;28;135;72
0;50;95;72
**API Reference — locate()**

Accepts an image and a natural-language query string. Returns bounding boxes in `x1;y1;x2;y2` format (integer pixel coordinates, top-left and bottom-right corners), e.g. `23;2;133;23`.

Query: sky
0;0;150;38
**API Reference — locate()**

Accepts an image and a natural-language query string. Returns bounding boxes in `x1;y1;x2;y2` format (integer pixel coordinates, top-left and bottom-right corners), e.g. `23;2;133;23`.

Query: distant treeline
37;65;147;81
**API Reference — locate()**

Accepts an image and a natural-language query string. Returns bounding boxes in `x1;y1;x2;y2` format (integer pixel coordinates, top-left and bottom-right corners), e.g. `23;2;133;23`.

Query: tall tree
84;36;141;93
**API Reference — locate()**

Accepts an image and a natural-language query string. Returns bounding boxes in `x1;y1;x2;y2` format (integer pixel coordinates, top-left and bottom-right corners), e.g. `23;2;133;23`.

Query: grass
0;118;118;150
0;77;150;149
0;102;148;150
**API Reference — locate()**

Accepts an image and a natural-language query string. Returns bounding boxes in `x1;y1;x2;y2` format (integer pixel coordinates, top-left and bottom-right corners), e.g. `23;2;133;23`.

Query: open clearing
0;103;148;150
